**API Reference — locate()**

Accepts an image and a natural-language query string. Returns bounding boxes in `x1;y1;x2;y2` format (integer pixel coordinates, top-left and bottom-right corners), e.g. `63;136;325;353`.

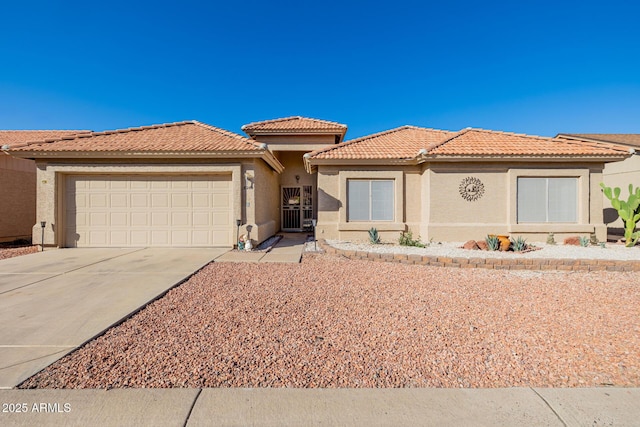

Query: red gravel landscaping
19;253;640;389
0;244;38;260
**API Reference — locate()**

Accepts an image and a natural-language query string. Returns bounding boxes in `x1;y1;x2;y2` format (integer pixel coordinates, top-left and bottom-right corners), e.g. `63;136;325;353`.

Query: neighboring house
557;134;640;236
0;130;86;243
6;119;629;248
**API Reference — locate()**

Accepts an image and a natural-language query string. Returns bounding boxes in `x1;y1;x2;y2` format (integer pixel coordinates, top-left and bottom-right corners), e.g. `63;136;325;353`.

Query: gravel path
20;253;640;389
0;245;38;260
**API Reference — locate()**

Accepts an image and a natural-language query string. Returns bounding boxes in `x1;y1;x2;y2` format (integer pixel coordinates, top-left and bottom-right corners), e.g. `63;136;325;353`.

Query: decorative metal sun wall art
459;176;485;201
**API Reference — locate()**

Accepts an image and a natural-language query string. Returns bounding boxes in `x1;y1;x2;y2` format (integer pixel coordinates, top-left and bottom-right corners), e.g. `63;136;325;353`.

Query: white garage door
65;175;233;247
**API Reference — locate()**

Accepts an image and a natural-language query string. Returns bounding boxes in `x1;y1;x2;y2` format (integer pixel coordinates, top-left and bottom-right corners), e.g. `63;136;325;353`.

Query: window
517;177;577;223
348;179;394;221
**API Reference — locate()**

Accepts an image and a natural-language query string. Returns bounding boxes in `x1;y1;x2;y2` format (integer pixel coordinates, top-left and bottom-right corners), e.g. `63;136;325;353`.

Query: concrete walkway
0;248;226;389
216;233;308;263
1;387;638;426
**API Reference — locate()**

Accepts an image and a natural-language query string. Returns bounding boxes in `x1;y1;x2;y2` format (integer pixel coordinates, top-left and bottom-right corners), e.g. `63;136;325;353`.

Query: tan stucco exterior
0;154;36;242
315;161;609;244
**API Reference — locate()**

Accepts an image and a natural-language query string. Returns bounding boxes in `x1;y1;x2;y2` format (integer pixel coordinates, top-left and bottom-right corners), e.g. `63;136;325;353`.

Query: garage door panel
151;193;169;208
66;175;232;247
131;194;148;207
110;212;128;226
171;194;189;208
89;194;107;208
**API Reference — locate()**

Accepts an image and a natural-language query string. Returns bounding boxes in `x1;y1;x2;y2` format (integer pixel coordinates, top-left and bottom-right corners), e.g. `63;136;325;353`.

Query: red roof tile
308;126;630;161
309;126;455;160
0;130;89;149
242;116;347;135
429;129;631;157
10;121;264;153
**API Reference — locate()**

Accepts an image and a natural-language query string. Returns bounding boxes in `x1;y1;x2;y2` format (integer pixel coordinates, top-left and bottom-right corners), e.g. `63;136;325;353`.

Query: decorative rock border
317;239;640;272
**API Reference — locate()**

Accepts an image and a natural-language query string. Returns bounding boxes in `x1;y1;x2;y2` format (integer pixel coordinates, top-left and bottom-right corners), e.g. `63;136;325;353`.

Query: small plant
589;232;599;246
546;233;556;245
599;242;606;249
485;235;500;251
398;230;425;247
368;227;381;244
510;236;527;252
578;236;590;247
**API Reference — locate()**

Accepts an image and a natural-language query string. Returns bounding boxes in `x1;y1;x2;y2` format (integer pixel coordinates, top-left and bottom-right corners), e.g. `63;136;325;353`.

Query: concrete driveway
0;247;228;389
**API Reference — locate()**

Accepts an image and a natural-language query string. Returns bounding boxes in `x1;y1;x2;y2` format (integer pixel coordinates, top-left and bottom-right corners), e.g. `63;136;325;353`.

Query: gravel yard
20;252;640;389
0;244;38;260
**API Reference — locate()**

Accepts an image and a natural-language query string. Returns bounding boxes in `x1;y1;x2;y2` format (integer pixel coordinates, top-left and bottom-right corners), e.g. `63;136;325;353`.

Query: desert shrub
399;231;425;247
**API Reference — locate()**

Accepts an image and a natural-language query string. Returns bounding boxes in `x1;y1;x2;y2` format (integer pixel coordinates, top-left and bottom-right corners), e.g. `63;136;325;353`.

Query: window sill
338;222;405;231
509;224;594;233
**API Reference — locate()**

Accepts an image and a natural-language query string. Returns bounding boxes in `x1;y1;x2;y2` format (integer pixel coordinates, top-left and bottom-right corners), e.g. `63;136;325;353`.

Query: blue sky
1;0;639;139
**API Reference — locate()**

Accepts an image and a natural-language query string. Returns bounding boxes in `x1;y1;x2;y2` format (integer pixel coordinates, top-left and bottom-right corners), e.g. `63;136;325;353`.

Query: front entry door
281;186;313;232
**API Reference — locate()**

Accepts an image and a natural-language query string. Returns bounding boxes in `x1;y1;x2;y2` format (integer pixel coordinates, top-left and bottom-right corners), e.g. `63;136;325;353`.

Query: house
557;134;640;236
305;127;630;243
0;130;86;242
5;119;630;248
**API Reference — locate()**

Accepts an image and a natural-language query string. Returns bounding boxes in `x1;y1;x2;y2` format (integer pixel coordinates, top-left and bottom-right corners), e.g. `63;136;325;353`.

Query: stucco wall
602;155;640;233
249;158;280;243
316;165;419;243
316;161;610;244
0;155;36;242
251;134;337;152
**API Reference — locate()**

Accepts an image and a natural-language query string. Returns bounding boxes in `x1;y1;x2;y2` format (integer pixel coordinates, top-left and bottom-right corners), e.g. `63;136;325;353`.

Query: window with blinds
517;177;577;223
347;179;394;221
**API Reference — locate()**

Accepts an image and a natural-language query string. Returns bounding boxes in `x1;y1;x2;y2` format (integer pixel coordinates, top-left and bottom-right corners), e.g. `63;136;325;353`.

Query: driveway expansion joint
531;387;568;427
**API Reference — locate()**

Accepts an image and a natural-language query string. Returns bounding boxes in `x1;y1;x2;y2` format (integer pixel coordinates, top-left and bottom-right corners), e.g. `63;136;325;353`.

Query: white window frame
347;179;394;222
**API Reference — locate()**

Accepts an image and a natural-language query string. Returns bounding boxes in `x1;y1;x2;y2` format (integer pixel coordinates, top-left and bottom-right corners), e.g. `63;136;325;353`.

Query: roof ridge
241;116;347;130
307;125;454;158
307;125;413;157
191;121;263;149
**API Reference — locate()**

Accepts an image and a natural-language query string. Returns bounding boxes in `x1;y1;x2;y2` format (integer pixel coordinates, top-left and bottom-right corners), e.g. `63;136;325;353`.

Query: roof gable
9;121;264;153
308;126;456;160
242;116;347;137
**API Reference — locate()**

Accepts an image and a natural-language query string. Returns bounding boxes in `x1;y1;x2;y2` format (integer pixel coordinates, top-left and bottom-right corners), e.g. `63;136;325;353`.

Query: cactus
368;227;380;244
600;183;640;247
485;235;500;251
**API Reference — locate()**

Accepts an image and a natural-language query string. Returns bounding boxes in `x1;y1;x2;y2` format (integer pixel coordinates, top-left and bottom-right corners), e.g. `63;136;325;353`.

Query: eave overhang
6;149;285;173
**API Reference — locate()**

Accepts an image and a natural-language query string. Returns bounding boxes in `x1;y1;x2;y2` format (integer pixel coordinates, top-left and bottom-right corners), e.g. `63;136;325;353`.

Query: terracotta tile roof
9;121;264;153
242;116;347;135
308;127;630;161
309;126;456;159
0;130;89;149
427;128;631;157
557;133;640;149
